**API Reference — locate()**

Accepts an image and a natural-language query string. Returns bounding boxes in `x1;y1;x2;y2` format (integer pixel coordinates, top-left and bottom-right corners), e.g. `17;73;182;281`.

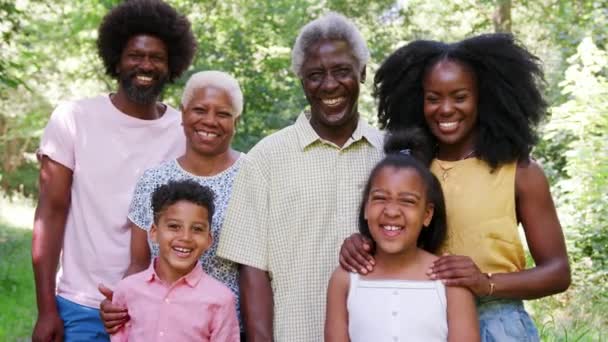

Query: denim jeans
477;298;539;342
56;295;110;342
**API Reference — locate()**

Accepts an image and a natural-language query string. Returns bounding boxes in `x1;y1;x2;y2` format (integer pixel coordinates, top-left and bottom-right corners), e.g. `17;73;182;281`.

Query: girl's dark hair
97;0;197;82
151;179;215;225
374;33;547;169
358;128;447;253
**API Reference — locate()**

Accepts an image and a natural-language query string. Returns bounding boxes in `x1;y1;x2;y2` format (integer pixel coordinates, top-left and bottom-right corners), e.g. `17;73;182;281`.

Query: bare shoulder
516;158;547;182
419;249;440;268
329;266;351;287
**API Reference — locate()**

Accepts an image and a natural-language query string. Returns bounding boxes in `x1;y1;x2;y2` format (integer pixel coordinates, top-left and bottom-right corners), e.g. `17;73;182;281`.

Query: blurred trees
0;0;606;336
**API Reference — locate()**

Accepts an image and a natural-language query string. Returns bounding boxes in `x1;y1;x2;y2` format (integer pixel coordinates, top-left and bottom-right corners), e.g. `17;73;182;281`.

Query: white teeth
382;225;402;231
439;122;458;129
322;97;345;106
197;131;218;138
173;247;192;253
136;75;153;82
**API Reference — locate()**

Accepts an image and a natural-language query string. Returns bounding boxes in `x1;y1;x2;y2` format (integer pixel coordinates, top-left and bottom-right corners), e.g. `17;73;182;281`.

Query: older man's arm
240;266;274;342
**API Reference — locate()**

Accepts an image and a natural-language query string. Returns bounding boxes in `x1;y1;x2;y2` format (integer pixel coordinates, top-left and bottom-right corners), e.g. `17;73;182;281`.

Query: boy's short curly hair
97;0;196;82
151;180;215;226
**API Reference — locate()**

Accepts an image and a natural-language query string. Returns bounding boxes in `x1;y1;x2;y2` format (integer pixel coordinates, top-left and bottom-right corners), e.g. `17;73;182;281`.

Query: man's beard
119;70;168;105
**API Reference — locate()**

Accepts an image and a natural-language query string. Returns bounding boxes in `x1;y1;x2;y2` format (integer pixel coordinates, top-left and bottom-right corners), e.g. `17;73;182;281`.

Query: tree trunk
493;0;512;33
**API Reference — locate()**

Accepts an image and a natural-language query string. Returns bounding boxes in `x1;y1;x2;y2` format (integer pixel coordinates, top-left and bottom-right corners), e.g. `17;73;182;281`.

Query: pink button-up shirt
111;259;239;342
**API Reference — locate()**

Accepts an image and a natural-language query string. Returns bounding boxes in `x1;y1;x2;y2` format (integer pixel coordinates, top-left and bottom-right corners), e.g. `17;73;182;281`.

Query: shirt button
393;337;399;341
393;290;399;295
159;331;164;337
164;298;170;303
392;311;398;316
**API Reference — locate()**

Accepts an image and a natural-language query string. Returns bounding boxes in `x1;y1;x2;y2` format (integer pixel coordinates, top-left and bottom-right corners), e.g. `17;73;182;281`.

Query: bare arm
446;286;479;342
324;267;350;342
429;160;571;298
240;265;274;342
125;221;151;276
491;159;570;298
99;220;150;333
31;156;72;342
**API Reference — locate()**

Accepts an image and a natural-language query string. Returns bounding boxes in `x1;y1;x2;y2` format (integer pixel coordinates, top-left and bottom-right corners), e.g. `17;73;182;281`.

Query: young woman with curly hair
339;34;570;341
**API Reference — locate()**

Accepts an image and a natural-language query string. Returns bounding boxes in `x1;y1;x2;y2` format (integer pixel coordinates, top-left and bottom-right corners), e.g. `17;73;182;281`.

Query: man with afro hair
32;1;196;341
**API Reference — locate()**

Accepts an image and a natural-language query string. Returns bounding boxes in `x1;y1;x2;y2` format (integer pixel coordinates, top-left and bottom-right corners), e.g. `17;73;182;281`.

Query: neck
374;246;421;276
436;141;476;161
154;259;192;285
111;89;163;120
310;112;359;148
178;148;238;177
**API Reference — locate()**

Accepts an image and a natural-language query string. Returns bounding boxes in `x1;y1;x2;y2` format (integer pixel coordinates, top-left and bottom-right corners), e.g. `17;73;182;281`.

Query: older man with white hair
218;12;383;342
99;70;247;340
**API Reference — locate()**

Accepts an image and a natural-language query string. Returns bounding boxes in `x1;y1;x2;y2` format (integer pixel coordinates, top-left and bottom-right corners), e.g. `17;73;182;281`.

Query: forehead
123;34;168;55
372;166;426;191
423;59;476;86
162;200;209;220
186;86;233;108
301;39;358;69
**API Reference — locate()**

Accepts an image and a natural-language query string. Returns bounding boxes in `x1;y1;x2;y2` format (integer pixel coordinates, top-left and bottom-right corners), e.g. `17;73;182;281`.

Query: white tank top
347;273;448;342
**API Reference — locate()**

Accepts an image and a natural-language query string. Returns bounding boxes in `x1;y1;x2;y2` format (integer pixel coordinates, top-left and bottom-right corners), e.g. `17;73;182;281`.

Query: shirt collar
295;111;382;150
146;258;204;288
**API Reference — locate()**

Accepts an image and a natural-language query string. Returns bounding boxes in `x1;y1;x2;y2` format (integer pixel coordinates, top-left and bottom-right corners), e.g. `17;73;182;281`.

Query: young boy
110;180;239;341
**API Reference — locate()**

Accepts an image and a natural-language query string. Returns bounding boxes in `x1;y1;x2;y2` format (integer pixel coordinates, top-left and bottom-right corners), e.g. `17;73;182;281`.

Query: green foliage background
1;0;606;340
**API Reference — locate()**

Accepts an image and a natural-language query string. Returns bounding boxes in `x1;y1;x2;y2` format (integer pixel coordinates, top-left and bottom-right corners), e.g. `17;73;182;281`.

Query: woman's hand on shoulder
427;254;491;296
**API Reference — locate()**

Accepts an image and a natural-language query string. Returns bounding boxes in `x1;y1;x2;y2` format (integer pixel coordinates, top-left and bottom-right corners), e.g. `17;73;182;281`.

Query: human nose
438;99;454;115
138;56;154;71
199;110;218;126
382;202;400;217
179;227;193;241
321;73;339;92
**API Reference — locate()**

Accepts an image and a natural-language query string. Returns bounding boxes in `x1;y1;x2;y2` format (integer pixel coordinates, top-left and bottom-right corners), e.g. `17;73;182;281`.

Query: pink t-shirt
110;259;239;342
38;95;185;308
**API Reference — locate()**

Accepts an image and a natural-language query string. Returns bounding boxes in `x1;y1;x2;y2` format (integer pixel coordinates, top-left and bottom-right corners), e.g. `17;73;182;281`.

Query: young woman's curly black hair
97;0;196;82
373;33;547;168
151;179;215;225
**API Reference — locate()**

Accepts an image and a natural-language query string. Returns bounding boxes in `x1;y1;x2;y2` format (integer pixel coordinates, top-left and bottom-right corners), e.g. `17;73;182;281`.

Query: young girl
339;33;570;341
326;130;480;342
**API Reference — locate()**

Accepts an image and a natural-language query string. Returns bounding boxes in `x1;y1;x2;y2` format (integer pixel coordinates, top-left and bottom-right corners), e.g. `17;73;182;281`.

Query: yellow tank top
430;158;525;273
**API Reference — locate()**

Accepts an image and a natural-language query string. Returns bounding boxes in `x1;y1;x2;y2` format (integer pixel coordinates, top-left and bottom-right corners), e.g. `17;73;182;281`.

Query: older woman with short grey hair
99;70;247;339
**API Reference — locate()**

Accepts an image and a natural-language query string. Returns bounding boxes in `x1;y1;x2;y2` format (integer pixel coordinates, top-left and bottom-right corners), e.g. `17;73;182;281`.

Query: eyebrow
370;189;421;198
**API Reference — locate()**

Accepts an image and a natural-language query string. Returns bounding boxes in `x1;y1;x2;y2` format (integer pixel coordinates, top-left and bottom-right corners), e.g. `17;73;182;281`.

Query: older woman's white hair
291;12;370;77
181;70;244;117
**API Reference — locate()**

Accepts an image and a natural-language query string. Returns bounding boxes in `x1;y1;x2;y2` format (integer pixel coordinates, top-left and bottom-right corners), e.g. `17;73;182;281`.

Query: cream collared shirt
218;112;384;342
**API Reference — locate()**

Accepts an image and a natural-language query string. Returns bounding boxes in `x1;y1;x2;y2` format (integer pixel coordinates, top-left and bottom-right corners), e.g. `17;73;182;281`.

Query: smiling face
423;59;479;159
150;200;212;283
116;34;169;105
300;39;363;133
181;86;237;157
364;166;434;256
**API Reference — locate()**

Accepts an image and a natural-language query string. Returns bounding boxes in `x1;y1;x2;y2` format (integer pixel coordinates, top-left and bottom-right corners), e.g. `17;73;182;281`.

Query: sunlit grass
0;222;36;341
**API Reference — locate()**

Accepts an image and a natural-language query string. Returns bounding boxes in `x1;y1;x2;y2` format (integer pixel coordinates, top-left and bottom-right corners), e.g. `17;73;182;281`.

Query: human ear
360;66;366;83
423;203;435;227
150;224;159;243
